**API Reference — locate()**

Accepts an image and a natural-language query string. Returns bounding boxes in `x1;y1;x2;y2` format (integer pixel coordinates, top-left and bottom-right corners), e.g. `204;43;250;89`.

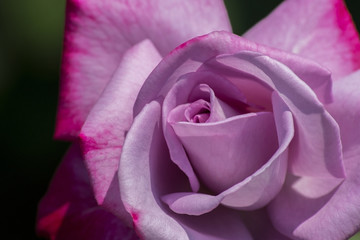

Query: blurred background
1;0;359;239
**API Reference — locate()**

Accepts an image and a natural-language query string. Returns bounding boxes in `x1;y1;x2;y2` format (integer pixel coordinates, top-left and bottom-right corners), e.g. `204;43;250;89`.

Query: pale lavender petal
244;0;360;80
36;144;138;240
240;209;291;240
178;207;252;240
162;92;294;214
327;70;360;153
135;31;333;116
268;175;345;239
220;92;293;210
163;123;201;192
201;56;274;112
159;197;253;238
269;70;360;239
56;0;231;139
211;51;345;179
171;112;278;193
119;100;190;239
162;192;222;216
79;40;161;219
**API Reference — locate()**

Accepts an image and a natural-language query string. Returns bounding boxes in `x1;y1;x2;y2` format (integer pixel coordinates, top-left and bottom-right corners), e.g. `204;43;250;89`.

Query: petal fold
210;51;345;179
269;70;360;239
163;71;247;192
79;40;161;218
119;100;190;240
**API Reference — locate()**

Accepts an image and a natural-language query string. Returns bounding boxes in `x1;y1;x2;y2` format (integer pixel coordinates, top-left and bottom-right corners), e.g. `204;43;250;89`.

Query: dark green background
1;1;359;239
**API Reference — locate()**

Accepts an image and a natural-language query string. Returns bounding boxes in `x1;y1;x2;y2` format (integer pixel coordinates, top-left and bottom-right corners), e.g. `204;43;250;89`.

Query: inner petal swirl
166;78;278;193
184;99;211;123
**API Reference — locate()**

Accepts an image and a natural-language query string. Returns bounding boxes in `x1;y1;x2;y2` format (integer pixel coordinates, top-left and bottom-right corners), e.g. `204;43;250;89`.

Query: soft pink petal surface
269;71;360;239
80;40;161;215
119;101;189;239
79;40;161;219
37;143;138;240
240;209;291;240
177;207;252;240
171;112;278;193
55;0;231;139
244;0;360;80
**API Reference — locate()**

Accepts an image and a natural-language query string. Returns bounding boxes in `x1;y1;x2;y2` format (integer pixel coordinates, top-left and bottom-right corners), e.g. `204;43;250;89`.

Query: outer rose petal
36;143;138;240
55;0;231;139
79;39;161;219
268;71;360;239
244;0;360;80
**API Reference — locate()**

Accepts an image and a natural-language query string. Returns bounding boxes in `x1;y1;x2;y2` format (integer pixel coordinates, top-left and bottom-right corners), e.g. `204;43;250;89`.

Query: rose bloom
37;0;360;239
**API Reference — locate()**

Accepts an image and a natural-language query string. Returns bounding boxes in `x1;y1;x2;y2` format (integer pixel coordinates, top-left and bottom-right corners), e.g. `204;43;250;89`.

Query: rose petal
55;0;231;139
162;92;294;214
269;70;360;239
244;0;360;80
327;70;360;153
36;143;138;240
135;31;334;116
171;112;278;193
79;40;161;217
178;207;252;240
220;92;293;210
240;208;292;240
119;100;190;239
162;192;223;216
169;83;242;124
210;51;345;179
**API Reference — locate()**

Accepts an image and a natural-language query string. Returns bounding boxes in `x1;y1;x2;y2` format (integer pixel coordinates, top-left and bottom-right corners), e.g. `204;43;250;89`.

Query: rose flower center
184;99;211;123
166;77;278;194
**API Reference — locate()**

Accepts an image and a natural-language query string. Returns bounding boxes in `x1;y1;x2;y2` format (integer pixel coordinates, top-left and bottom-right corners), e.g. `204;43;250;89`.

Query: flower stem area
1;0;360;239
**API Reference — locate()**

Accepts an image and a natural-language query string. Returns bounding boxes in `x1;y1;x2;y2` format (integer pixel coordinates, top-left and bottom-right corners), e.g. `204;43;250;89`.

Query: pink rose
37;0;360;239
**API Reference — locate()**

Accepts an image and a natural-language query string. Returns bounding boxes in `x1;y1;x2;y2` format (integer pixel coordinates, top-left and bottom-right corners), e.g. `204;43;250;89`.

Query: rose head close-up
36;0;360;239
